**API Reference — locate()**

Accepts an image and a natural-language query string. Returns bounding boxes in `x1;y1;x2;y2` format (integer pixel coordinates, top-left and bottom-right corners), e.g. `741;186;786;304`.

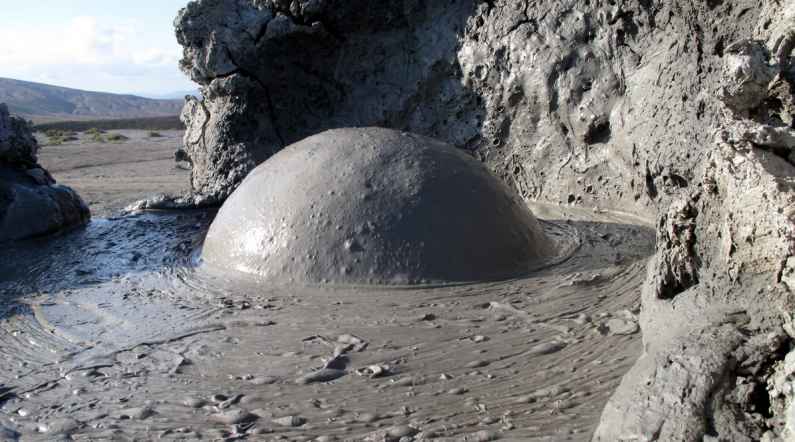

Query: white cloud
0;15;191;94
0;16;179;67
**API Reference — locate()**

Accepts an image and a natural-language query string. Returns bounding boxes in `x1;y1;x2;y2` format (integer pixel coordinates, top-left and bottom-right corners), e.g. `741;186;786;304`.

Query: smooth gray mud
203;128;556;286
0;204;653;441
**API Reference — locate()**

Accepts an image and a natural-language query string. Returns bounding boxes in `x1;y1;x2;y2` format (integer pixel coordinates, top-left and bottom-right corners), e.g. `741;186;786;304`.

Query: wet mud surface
0;205;653;441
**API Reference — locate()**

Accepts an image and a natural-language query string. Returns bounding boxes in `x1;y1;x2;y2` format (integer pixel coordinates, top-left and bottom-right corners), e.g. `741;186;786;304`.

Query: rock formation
201;127;558;285
175;0;795;439
0;103;89;241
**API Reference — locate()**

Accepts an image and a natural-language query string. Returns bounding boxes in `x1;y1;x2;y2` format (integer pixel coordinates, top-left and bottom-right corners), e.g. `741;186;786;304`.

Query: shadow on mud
0;211;654;322
0;211;214;321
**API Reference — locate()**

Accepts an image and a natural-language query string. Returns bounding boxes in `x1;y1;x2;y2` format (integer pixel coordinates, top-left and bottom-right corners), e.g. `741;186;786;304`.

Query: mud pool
0;203;653;441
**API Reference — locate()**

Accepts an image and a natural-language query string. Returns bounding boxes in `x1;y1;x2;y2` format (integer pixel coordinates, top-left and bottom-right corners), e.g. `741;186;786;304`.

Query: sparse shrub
43;129;77;145
34;116;184;133
62;130;77;142
85;128;105;143
106;133;129;143
148;131;163;138
85;127;105;136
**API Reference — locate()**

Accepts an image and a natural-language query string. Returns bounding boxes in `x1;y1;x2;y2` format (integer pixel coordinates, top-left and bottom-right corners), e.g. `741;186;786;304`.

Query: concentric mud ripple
0;205;653;440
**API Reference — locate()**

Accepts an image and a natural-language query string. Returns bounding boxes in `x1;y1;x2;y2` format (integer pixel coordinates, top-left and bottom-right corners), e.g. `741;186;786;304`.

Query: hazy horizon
0;1;196;96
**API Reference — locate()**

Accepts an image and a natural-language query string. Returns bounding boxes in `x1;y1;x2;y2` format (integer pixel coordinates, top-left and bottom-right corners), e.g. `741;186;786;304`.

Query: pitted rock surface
202;127;556;285
0;103;89;241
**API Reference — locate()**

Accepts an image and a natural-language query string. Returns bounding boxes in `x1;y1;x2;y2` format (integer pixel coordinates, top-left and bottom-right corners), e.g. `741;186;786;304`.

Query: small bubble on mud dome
201;128;557;286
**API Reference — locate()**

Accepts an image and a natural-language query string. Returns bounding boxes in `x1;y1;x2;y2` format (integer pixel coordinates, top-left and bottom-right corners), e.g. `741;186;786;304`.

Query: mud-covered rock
0;103;90;241
174;0;480;200
596;4;795;439
174;0;795;439
0;104;38;167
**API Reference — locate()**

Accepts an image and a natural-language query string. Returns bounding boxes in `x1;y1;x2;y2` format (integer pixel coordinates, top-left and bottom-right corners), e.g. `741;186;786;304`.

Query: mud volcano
201;127;556;285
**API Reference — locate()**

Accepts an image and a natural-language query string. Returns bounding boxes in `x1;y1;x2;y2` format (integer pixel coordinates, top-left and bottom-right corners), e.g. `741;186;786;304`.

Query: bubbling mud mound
202;128;557;285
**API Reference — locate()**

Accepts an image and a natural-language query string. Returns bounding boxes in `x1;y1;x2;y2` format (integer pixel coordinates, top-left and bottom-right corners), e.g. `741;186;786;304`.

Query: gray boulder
0;104;89;241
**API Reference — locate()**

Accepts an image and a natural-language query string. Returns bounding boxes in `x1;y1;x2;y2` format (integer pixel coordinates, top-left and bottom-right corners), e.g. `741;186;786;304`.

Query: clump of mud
202;127;559;285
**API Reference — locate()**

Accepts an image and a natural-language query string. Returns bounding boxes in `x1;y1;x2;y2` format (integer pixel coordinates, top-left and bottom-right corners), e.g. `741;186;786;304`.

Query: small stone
448;387;469;395
210;409;258;425
355;364;391;378
324;354;349;370
296;368;347;384
532;385;569;399
387;425;418;439
218;394;244;409
513;394;538;404
572;314;591;325
37;418;80;435
251;376;278;385
480;416;499;425
116;407;155;420
337;334;368;352
356;412;380;423
183;397;206;408
606;318;639;335
528;342;566;355
272;415;306;427
470;429;500;441
391;377;419;387
466;360;490;369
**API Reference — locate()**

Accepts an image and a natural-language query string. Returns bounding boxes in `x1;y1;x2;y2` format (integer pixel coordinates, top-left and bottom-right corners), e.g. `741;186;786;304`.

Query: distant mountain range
0;77;186;120
138;89;201;100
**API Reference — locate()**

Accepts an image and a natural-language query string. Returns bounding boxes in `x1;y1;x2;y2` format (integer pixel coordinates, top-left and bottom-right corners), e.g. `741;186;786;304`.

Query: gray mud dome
0;205;653;440
202;128;557;285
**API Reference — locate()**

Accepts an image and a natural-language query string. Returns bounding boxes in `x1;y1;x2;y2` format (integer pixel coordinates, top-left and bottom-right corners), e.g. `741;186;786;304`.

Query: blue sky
0;1;197;96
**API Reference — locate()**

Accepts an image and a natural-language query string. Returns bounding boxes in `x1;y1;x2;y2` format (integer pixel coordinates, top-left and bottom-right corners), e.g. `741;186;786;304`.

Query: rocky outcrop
174;0;795;439
174;0;481;201
0;103;89;241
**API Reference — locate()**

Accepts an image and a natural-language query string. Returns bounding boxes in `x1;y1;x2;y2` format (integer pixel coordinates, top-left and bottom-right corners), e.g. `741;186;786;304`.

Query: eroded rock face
174;0;480;201
175;0;795;439
201;127;556;285
0;104;89;241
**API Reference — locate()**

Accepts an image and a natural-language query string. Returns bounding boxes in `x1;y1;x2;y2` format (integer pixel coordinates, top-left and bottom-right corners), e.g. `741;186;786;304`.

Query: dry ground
36;129;190;217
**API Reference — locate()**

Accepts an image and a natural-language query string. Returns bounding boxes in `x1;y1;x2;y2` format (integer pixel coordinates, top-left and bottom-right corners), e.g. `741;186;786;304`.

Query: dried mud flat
0;140;656;442
36;130;190;218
